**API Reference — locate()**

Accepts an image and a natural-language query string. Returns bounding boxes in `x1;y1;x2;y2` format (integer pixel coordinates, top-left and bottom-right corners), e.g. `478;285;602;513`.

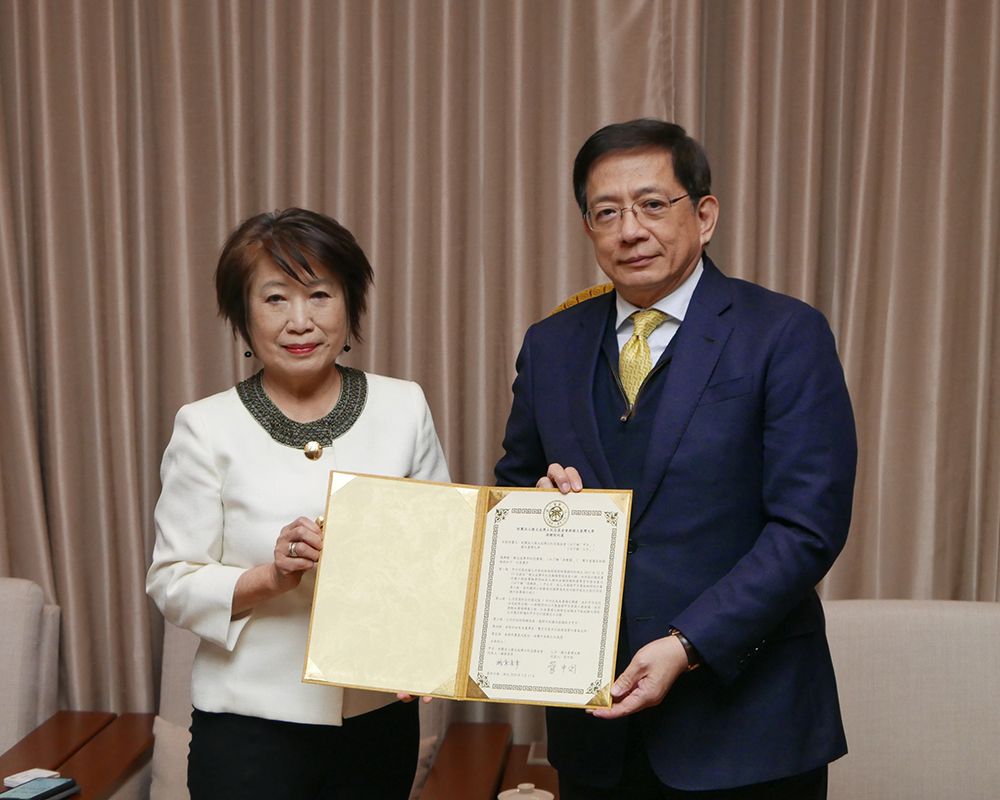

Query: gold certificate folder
303;472;632;709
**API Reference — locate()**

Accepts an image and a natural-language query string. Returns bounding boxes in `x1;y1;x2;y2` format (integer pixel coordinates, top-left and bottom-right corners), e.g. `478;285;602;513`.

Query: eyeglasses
584;194;690;232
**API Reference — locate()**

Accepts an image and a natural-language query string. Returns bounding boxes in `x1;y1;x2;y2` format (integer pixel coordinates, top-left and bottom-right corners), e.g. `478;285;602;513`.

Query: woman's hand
273;516;324;588
396;692;434;704
232;516;324;616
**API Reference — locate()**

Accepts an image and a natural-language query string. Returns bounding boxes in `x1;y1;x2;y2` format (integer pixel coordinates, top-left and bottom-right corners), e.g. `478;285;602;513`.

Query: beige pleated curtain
0;0;997;729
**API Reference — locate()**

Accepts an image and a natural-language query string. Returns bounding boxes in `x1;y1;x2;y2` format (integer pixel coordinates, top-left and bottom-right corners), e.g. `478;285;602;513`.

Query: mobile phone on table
0;777;79;799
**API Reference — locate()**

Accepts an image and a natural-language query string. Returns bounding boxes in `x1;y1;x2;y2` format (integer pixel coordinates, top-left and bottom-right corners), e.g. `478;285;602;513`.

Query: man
495;120;857;799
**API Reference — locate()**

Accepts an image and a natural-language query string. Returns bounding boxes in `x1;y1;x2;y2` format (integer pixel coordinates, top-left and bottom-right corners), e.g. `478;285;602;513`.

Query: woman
147;208;449;799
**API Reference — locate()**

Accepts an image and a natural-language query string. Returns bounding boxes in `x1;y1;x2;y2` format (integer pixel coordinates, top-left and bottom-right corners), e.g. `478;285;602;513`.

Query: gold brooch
303;441;323;460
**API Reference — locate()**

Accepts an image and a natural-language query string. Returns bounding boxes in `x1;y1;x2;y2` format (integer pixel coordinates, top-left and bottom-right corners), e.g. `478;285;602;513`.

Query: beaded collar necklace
236;366;368;459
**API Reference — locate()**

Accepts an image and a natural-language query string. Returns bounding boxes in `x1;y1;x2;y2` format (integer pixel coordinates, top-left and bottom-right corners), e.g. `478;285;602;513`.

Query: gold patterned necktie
619;308;668;406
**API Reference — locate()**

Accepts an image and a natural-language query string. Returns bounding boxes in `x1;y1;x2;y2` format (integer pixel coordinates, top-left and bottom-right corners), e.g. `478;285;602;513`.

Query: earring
244;350;253;358
342;342;351;353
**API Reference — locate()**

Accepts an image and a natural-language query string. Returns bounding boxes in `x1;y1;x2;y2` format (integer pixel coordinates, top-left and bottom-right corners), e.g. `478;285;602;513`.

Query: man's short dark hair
572;119;712;214
215;208;373;346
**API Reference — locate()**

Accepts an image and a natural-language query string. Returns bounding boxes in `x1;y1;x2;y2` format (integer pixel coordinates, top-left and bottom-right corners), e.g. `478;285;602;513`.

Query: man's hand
536;463;583;493
590;635;689;719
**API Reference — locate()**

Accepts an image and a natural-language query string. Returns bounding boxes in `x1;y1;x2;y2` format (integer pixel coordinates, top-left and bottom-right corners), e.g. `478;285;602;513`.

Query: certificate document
303;472;631;709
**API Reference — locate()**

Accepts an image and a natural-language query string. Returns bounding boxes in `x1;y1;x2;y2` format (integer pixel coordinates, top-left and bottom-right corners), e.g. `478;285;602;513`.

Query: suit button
627;541;638;554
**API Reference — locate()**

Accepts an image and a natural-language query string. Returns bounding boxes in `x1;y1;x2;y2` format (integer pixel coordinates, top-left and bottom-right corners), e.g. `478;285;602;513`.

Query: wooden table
57;713;154;798
0;712;114;777
419;722;512;800
0;712;154;799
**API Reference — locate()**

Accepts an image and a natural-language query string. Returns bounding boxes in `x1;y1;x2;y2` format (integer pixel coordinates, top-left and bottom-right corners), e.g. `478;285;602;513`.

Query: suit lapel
560;296;617;488
632;260;734;524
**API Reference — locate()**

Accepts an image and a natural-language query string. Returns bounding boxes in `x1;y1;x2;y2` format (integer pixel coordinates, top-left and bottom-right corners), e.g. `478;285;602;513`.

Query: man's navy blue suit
495;256;857;791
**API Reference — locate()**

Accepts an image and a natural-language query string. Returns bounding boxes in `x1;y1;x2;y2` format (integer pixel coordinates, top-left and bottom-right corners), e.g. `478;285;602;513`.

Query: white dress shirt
614;259;704;363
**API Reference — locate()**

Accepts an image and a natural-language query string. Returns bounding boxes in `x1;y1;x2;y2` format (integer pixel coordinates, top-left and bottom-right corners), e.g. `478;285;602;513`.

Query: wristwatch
668;627;701;671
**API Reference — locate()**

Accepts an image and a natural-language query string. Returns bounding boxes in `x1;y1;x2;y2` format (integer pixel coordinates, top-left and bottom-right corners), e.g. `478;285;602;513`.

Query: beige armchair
824;599;1000;799
0;577;153;799
97;621;195;800
0;577;60;753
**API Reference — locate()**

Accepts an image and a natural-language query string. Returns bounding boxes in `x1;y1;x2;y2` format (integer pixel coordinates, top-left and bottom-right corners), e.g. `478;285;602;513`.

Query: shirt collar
615;258;704;331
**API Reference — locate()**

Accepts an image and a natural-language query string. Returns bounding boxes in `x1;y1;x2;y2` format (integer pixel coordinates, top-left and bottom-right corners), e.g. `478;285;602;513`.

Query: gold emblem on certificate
543;499;569;527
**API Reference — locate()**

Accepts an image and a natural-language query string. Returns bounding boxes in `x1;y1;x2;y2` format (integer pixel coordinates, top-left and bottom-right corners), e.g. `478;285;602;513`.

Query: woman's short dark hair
572;119;712;214
215;208;374;346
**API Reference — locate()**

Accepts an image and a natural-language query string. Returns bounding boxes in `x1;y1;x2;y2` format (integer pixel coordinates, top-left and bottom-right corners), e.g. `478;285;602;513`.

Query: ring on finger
288;541;298;558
